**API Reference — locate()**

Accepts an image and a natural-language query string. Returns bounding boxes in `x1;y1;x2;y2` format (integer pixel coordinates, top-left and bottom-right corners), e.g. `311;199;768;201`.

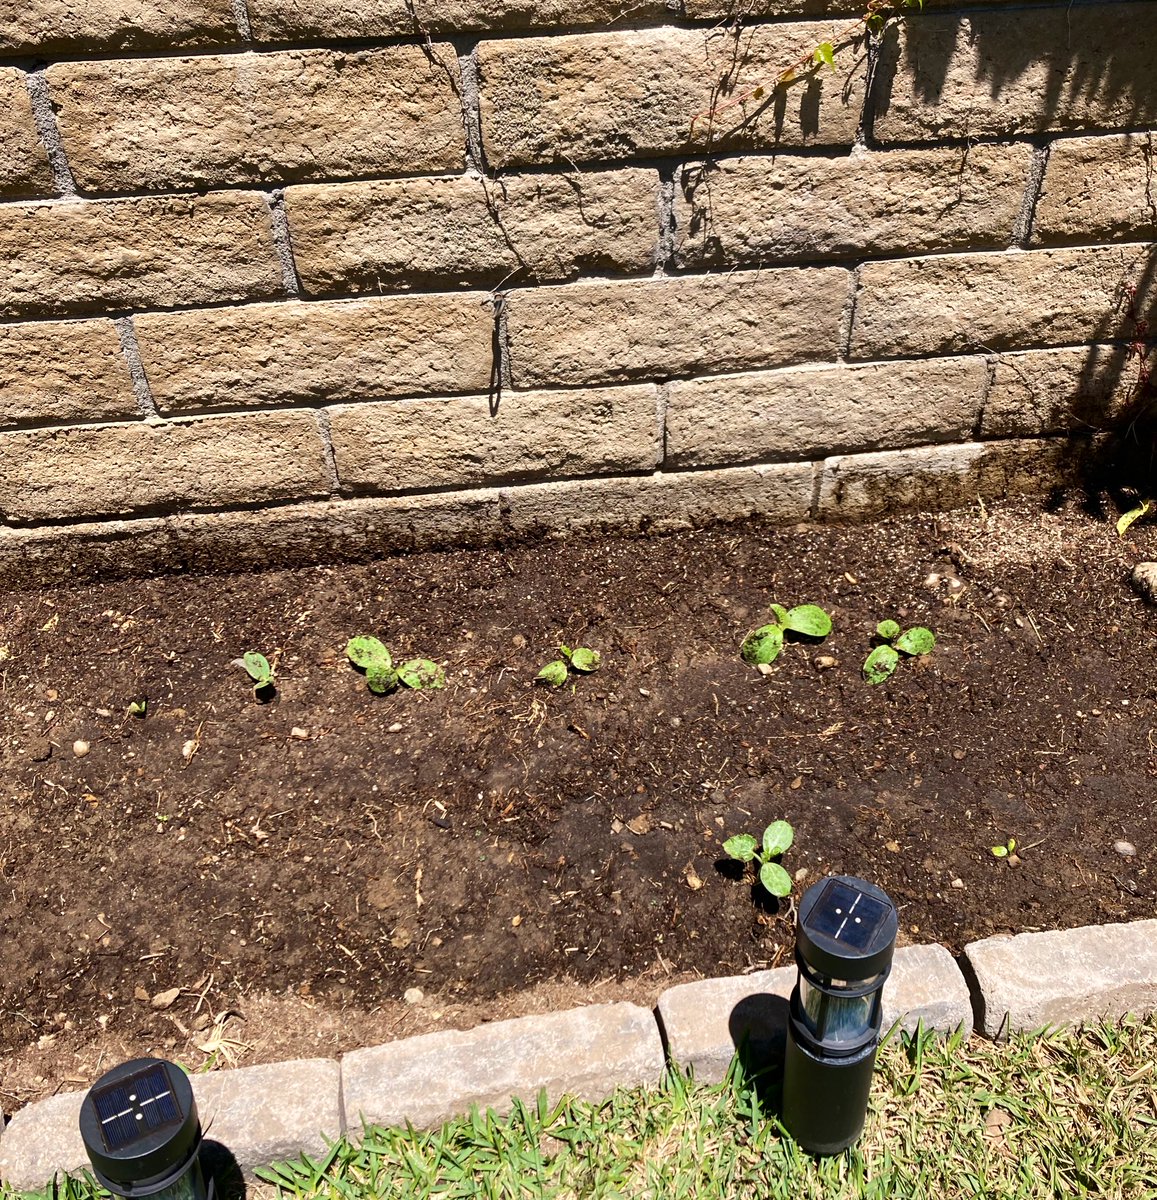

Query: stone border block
341;1003;664;1132
0;1089;87;1192
656;943;972;1086
965;919;1157;1038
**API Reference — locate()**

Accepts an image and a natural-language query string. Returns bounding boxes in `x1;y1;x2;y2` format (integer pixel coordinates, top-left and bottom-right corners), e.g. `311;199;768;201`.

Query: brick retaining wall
0;0;1153;579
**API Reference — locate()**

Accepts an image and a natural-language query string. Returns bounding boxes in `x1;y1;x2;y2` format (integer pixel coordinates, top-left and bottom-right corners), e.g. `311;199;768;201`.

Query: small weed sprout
991;836;1018;862
240;651;275;697
863;620;935;684
536;644;601;687
741;603;832;668
127;697;147;719
346;636;446;695
723;820;795;898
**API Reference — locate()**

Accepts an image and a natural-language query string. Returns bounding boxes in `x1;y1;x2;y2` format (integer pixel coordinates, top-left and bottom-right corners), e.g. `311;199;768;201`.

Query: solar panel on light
803;879;891;953
92;1063;182;1152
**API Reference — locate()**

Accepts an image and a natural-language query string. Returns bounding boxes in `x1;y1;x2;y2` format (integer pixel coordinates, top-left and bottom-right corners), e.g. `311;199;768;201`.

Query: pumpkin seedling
741;603;832;668
240;651;275;697
536;644;601;687
346;636;445;695
127;697;147;719
991;836;1018;863
723;819;795;898
863;619;935;684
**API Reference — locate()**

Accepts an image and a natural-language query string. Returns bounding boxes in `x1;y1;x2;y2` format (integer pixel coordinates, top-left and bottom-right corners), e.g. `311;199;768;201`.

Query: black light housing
781;875;898;1155
79;1058;211;1200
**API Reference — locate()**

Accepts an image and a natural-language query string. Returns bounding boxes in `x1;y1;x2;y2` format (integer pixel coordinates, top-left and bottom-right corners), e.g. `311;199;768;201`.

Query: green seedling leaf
1116;498;1154;538
243;651;272;685
347;636;391;670
812;41;835;70
536;660;569;687
398;659;445;690
1007;837;1016;852
741;624;784;666
723;834;759;863
762;820;794;857
558;644;573;660
863;643;900;684
769;603;790;626
785;604;832;638
876;619;901;641
366;663;399;695
759;861;793;898
991;844;1008;858
127;698;147;718
895;626;936;656
569;647;601;674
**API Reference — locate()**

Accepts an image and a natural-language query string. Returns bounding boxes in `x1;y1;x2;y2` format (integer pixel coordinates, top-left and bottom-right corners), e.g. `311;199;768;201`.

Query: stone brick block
135;294;495;412
0;193;283;320
657;943;972;1085
0;0;237;55
665;357;987;467
850;245;1157;359
479;23;868;169
0;318;137;428
965;920;1157;1038
0;1088;86;1191
0;411;329;521
0;69;53;199
341;1003;663;1131
872;5;1157;143
675;145;1032;268
248;0;677;40
287;169;659;295
329;385;659;492
685;0;992;13
501;461;814;536
191;1059;341;1173
1033;134;1157;247
49;47;464;193
982;345;1136;438
817;438;1079;520
506;268;849;387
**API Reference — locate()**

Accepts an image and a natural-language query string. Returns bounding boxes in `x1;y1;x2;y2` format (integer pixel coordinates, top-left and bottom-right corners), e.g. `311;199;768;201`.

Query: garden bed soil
2;496;1155;1112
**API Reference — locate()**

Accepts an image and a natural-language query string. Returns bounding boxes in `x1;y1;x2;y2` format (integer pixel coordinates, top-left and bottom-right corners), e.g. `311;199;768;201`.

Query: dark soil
2;497;1155;1110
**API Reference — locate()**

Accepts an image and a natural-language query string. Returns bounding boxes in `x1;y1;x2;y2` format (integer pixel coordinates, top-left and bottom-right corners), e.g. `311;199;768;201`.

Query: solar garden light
80;1058;213;1200
781;875;898;1156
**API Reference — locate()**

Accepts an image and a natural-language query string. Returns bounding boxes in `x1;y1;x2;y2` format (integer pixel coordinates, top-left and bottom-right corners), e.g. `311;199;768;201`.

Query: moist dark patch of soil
2;497;1155;1112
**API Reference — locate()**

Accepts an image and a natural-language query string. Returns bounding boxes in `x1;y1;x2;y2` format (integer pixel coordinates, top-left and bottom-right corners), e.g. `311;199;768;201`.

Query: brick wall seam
455;43;485;171
231;0;254;41
1014;142;1052;248
656;164;677;275
838;264;861;361
314;408;341;494
972;356;997;440
656;382;670;464
807;459;823;521
24;68;75;196
265;189;303;296
113;317;160;417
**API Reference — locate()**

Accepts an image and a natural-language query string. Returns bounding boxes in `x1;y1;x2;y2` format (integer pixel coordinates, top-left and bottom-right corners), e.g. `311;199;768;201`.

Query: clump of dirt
2;497;1154;1112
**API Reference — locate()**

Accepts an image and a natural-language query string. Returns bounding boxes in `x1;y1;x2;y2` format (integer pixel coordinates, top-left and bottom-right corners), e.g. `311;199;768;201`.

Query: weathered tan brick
288;170;659;296
0;70;53;198
135;295;494;413
248;0;676;40
676;145;1032;267
329;385;659;492
818;438;1081;520
479;23;868;169
0;0;237;55
0;412;329;522
1033;134;1157;247
49;47;464;193
0;193;283;319
982;345;1137;438
0;319;137;428
502;461;815;536
872;5;1157;143
850;245;1157;359
666;357;986;467
507;268;848;387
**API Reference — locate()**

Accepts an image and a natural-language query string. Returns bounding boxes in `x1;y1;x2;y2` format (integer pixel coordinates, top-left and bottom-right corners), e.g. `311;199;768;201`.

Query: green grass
18;1018;1157;1200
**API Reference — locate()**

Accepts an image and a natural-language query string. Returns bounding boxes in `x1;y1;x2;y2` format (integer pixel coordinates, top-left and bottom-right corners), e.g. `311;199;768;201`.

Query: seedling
127;698;147;719
536;644;601;687
991;836;1017;859
723;819;795;898
741;603;832;668
863;620;935;684
241;651;275;697
346;636;445;695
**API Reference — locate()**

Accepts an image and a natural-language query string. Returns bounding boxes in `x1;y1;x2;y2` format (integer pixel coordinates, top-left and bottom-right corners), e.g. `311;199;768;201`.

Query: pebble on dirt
403;987;425;1005
1115;840;1137;858
1130;562;1157;604
72;739;90;758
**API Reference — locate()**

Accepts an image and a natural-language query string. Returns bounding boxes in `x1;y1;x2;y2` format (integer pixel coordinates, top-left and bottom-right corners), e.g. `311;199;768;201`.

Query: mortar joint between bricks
113;318;160;418
265;190;302;297
1013;141;1052;249
315;409;341;495
230;0;253;42
973;355;998;441
454;42;484;172
837;265;862;362
24;68;76;197
656;163;678;276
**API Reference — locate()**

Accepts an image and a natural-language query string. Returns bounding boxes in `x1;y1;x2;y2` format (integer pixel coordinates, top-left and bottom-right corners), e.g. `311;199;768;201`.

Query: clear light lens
800;974;883;1042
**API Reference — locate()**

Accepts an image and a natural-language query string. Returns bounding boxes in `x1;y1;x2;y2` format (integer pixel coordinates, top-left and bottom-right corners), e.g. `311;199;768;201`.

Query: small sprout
741;603;831;670
864;620;935;683
569;647;601;673
536;645;601;686
127;698;147;719
991;836;1017;859
241;651;275;696
347;637;444;695
723;820;795;899
398;659;446;690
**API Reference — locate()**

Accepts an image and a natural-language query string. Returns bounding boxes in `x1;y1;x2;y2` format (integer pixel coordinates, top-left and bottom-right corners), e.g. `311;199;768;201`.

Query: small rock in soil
403;987;425;1005
950;878;965;889
1131;562;1157;604
72;739;90;757
814;655;838;671
1115;840;1137;857
151;987;180;1010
